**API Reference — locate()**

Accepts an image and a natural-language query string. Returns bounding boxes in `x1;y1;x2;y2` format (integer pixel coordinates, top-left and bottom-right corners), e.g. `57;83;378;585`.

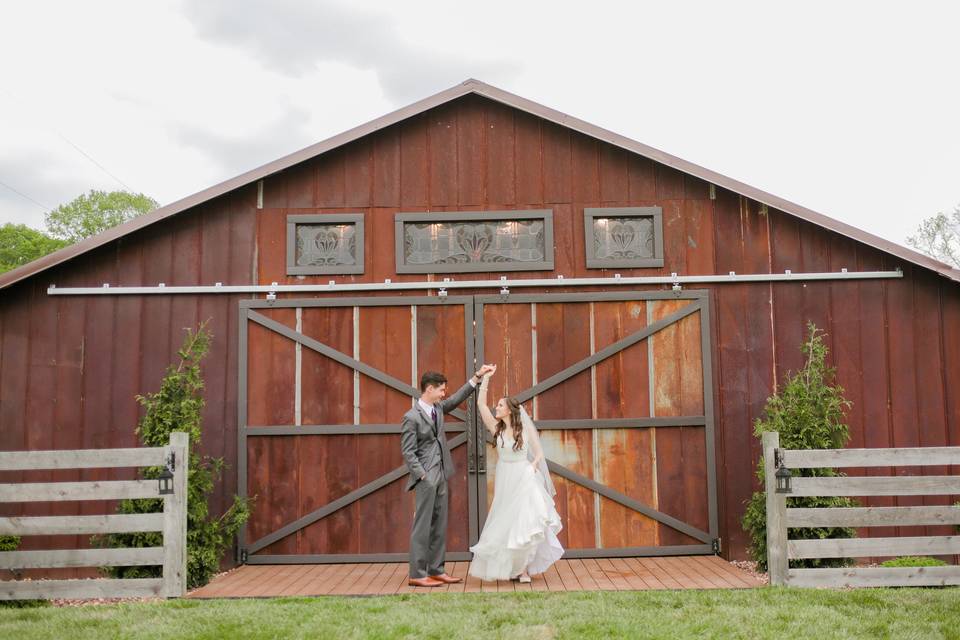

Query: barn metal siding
0;187;257;576
1;93;958;564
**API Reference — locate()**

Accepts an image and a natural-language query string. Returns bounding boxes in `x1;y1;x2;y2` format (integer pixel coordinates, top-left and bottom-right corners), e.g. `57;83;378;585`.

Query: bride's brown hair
493;397;524;451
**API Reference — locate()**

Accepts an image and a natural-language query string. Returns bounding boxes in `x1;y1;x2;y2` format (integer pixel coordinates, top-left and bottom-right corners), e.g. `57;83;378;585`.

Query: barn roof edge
2;78;957;290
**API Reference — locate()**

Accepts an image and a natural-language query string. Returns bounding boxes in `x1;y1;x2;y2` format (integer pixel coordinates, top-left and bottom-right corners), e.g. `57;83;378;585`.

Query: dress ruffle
469;451;564;581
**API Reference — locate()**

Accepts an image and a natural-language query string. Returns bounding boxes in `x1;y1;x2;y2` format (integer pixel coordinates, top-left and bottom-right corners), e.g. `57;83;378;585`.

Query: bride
468;365;564;582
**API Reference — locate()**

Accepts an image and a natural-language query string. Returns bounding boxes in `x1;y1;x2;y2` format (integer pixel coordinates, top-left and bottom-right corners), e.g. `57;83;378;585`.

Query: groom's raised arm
439;380;478;414
400;413;426;481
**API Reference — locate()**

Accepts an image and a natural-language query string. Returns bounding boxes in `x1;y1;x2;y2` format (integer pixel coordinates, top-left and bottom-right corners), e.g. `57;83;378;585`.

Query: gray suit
400;381;477;579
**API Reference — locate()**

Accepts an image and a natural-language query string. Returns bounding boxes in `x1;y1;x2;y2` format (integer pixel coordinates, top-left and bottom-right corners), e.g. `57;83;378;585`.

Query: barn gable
1;80;959;565
1;78;957;292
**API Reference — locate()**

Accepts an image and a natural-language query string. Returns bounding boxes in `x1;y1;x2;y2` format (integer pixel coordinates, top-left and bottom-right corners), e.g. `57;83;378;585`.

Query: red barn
1;79;958;568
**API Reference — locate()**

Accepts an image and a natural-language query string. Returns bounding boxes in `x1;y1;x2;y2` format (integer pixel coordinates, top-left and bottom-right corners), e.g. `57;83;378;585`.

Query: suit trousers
409;463;448;578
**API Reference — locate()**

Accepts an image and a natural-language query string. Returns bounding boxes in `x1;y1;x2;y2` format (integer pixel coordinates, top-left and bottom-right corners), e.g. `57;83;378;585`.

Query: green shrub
0;535;19;552
880;556;948;568
94;322;253;589
741;323;859;571
0;536;49;607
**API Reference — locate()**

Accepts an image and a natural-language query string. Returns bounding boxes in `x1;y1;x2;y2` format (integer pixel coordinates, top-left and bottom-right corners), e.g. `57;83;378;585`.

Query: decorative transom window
583;207;664;269
394;210;554;273
286;213;365;275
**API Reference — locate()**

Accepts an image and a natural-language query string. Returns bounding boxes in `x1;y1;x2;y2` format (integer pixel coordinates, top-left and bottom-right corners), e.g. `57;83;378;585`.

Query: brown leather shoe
408;576;444;587
429;573;463;584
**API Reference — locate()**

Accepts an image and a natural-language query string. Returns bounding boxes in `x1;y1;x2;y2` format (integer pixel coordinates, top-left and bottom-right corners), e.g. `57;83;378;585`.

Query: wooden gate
0;433;188;600
238;290;719;563
763;431;960;587
475;290;719;556
238;296;477;563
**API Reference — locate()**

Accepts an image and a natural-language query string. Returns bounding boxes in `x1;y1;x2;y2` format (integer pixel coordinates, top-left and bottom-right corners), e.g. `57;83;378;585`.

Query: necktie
431;407;437;426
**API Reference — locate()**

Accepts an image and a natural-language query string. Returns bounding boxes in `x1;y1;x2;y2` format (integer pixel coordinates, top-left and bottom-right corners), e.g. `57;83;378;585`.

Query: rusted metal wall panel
3;92;960;566
0;188;256;577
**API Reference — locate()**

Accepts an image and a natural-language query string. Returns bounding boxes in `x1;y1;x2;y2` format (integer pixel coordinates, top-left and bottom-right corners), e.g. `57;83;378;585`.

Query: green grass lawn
1;588;958;640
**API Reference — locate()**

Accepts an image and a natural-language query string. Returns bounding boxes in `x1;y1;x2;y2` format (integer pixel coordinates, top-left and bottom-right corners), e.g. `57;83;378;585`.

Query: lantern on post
158;452;175;496
774;448;792;494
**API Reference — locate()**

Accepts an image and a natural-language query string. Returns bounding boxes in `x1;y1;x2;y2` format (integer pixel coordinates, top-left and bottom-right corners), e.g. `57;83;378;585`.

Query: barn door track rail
47;269;903;296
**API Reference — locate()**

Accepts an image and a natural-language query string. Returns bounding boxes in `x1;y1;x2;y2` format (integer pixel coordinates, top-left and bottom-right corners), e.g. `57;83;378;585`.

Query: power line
0;178;51;213
1;88;135;193
54;132;133;192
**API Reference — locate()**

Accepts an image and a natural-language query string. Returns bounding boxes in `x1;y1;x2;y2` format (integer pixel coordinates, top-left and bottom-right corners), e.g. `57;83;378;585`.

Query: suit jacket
400;381;477;491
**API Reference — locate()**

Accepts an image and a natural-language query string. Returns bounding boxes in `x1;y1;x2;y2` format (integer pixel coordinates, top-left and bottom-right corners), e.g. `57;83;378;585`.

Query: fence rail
0;433;188;600
763;432;960;588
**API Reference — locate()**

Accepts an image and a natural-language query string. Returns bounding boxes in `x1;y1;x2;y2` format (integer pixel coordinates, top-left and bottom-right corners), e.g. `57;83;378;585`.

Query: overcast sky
2;0;958;250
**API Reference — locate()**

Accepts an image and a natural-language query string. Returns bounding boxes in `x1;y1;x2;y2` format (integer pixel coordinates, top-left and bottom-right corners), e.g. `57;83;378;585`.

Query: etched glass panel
294;223;357;267
403;219;546;266
592;217;655;261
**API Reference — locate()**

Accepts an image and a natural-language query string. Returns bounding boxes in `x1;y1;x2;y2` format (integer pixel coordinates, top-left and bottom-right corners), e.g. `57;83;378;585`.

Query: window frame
286;213;365;276
394;209;555;274
583;207;664;269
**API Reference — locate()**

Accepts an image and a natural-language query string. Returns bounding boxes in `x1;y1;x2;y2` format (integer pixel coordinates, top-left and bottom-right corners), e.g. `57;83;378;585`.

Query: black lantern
774;457;792;494
158;453;175;496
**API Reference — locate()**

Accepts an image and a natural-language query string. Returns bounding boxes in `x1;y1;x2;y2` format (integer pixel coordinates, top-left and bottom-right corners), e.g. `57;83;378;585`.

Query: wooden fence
763;432;960;587
0;432;188;600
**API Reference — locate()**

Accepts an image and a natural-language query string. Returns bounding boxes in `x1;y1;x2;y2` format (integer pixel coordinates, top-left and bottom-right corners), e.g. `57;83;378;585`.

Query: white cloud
0;0;957;251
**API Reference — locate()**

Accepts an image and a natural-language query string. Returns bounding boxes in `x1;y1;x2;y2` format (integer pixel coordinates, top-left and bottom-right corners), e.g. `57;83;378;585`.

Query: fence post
763;431;788;586
162;432;189;597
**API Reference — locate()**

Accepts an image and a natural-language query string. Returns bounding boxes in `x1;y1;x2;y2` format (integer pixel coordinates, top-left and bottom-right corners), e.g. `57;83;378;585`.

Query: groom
401;365;494;587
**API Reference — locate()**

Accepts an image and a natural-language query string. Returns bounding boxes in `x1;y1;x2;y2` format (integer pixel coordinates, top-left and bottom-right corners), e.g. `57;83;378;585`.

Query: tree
95;322;252;589
44;189;157;244
741;323;858;571
0;223;68;274
907;204;960;268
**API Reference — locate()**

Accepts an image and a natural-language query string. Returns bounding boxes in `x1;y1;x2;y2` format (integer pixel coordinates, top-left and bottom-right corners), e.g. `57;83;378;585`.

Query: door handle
467;402;476;473
478;430;487;474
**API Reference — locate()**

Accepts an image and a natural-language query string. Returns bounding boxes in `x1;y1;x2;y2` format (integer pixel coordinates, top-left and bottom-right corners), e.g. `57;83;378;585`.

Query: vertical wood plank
197;201;232;518
542;122;571;204
655;165;684;200
360;305;414;554
456;96;485;206
344;138;372;208
627;155;656;202
598;145;629;204
684;198;715;276
78;250;118;541
886;265;923;536
163;432;189;597
485;101;515;206
24;281;58;549
285;161;317;208
300;306;355;555
428;104;457;206
373;127;401;208
570;133;599;204
514;112;542;205
594;301;656;548
400;115;429;208
763;431;787;585
712;190;751;557
315;151;346;208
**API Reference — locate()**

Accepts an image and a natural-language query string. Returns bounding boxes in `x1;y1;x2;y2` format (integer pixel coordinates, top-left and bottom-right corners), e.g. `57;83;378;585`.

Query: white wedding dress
468;430;564;580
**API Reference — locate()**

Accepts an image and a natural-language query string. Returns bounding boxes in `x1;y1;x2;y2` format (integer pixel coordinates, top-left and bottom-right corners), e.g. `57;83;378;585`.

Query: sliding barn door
474;290;719;557
237;296;477;563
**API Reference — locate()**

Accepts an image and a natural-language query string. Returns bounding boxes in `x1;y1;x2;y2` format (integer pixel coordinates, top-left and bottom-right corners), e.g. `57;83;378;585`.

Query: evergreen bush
741;323;859;571
95;322;252;589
